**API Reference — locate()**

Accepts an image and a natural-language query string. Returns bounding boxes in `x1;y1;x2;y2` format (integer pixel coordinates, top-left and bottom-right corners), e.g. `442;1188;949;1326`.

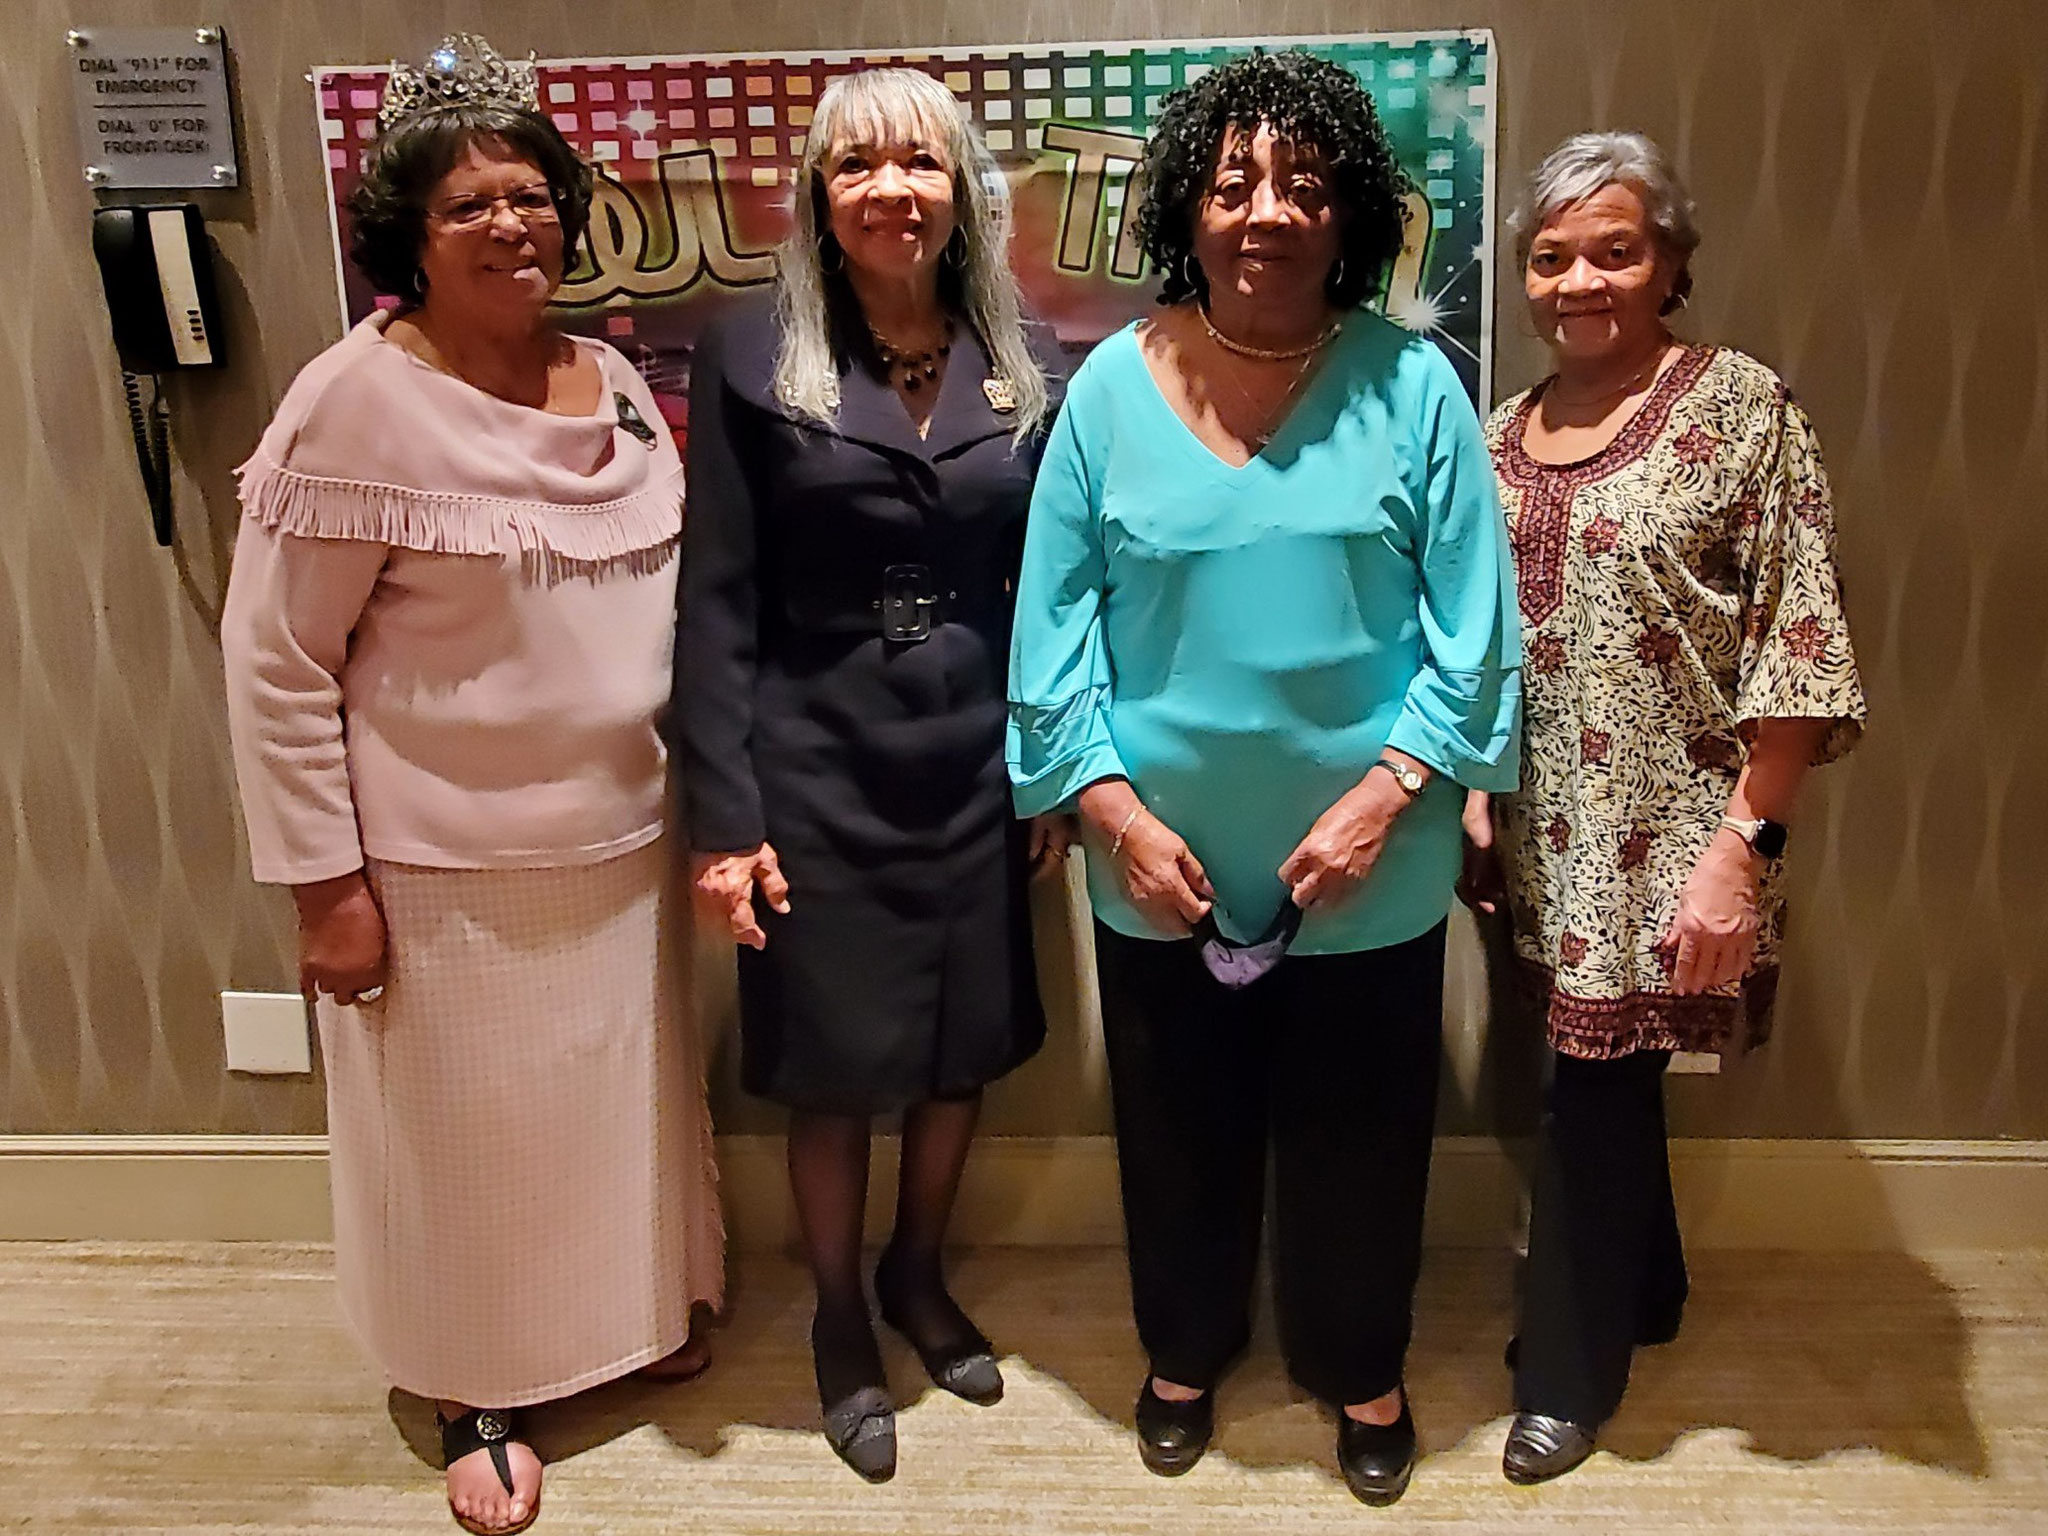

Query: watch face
1754;820;1789;859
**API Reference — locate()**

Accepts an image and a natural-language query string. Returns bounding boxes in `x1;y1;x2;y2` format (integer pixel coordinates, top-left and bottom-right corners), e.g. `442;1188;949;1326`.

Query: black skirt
731;627;1045;1111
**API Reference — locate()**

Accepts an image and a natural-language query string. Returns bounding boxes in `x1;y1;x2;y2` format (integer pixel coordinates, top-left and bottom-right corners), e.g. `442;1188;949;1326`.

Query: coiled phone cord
121;370;173;546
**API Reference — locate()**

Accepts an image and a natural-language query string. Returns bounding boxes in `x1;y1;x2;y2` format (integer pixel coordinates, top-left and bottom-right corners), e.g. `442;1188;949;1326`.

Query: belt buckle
881;563;934;642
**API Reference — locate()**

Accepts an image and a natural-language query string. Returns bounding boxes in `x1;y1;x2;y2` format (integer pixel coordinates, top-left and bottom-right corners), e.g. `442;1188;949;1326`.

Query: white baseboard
0;1135;2042;1250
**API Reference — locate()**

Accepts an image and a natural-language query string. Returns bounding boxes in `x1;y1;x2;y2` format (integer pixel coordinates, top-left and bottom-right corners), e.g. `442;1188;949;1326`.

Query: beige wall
3;0;2043;1140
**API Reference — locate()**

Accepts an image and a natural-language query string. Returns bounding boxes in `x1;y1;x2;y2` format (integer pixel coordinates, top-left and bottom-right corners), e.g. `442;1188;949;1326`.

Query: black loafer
1337;1398;1417;1506
1134;1379;1213;1476
1502;1410;1596;1484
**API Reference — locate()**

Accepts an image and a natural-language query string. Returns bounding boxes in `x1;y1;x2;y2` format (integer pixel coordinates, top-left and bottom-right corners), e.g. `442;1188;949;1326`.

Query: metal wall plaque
68;26;238;189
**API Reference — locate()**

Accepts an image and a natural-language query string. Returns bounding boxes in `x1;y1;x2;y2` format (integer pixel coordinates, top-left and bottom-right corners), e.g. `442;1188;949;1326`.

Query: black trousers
1093;920;1447;1406
1514;1048;1690;1426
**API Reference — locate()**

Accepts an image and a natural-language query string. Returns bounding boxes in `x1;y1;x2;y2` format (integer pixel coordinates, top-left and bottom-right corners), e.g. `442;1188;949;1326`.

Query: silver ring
355;985;385;1004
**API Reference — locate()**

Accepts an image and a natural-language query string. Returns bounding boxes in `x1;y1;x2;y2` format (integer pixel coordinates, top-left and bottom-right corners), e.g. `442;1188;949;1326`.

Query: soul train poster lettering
315;33;1495;445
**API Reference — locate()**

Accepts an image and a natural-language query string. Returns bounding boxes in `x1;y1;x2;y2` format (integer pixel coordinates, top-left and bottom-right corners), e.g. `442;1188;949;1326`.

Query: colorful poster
314;32;1495;443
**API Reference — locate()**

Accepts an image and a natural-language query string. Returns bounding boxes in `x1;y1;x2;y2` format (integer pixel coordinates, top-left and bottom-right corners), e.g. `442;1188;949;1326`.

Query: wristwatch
1374;757;1427;799
1719;815;1789;860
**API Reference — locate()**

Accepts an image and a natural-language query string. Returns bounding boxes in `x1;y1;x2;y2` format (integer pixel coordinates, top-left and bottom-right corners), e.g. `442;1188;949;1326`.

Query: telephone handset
91;204;225;546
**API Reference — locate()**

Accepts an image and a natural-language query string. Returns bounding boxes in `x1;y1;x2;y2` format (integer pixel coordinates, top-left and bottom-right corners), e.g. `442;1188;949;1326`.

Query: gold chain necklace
1198;303;1343;362
1548;343;1673;408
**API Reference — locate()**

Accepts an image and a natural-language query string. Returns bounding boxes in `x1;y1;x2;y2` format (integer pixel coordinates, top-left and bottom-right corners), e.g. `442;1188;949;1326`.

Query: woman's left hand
1278;775;1408;910
1660;833;1762;994
1027;813;1076;878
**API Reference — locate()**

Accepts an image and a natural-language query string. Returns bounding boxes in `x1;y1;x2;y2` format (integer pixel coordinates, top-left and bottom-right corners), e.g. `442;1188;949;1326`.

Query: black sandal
436;1407;539;1536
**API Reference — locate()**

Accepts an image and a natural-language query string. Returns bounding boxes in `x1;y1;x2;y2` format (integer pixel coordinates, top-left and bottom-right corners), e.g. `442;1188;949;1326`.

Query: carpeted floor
5;1243;2045;1532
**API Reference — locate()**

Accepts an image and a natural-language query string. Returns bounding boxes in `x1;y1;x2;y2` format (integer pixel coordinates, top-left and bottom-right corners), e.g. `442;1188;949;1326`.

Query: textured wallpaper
1;0;2042;1138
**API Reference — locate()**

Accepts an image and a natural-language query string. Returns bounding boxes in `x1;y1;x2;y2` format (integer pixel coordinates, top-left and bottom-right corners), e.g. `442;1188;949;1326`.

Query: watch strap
1719;815;1788;860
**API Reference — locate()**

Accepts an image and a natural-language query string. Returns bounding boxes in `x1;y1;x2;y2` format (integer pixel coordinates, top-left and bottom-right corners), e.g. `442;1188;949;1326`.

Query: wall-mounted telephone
91;204;225;546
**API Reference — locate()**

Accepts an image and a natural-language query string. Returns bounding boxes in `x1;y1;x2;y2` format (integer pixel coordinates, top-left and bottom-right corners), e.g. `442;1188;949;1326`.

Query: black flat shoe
1134;1379;1213;1476
811;1308;896;1483
874;1255;1003;1406
820;1384;897;1483
1502;1410;1597;1485
1337;1397;1417;1507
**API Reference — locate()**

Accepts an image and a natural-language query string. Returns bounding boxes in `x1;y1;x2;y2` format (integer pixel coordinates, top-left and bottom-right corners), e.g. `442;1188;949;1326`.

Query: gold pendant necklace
1246;354;1318;448
869;319;953;394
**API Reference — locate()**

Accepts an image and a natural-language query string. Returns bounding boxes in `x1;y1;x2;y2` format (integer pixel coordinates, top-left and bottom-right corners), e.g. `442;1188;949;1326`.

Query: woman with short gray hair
674;65;1065;1483
1462;130;1866;1483
1505;131;1701;311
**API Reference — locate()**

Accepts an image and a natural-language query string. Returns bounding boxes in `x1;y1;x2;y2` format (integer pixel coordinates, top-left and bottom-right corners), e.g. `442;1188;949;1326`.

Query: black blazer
673;293;1066;860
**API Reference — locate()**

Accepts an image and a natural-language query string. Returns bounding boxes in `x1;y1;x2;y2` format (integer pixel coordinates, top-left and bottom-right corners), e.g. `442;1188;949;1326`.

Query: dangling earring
410;267;427;299
1329;255;1348;293
942;227;968;270
818;234;845;276
1177;252;1202;293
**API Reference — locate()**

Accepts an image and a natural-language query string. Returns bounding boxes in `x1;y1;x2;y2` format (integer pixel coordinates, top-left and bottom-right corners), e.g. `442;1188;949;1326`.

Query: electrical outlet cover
221;991;313;1074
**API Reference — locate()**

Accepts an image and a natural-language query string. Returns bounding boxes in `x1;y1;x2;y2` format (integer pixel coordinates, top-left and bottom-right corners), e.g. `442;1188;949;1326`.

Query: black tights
788;1092;985;1404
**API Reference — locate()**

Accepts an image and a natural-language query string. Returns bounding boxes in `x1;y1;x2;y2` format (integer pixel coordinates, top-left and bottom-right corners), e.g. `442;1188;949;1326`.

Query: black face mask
1191;901;1304;989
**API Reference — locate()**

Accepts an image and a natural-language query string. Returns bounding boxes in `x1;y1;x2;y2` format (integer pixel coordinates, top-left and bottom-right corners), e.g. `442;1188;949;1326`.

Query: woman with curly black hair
1008;50;1520;1504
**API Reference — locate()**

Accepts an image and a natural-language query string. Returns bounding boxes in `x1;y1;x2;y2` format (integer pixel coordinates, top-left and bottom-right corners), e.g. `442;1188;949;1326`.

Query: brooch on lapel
614;392;659;447
982;376;1018;414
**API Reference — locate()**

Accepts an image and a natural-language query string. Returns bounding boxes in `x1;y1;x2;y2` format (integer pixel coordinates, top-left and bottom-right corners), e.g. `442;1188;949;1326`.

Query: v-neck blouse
1008;314;1523;954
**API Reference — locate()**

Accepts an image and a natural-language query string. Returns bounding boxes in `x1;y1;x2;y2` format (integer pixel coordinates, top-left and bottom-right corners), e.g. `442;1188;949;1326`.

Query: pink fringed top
221;312;685;883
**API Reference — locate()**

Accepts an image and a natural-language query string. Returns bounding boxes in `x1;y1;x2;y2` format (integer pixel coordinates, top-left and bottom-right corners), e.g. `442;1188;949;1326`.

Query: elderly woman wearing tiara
675;66;1064;1482
221;37;721;1536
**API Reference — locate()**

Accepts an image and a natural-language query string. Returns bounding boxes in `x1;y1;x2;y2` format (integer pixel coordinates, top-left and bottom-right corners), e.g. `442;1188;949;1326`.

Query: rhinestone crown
377;34;541;133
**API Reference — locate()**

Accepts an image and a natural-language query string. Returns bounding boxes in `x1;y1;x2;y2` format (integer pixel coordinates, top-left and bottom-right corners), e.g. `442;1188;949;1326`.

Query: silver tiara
377;34;541;132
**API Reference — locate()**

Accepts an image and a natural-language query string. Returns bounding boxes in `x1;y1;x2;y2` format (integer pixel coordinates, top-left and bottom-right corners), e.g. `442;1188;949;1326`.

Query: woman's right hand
292;871;389;1005
1456;790;1506;916
691;843;791;951
1078;781;1213;935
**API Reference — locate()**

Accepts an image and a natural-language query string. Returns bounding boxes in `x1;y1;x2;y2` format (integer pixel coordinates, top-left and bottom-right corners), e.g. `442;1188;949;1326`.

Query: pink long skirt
315;837;723;1408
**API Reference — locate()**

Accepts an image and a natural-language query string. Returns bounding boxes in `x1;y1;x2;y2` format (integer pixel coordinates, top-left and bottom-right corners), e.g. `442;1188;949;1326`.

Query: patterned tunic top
1483;346;1867;1058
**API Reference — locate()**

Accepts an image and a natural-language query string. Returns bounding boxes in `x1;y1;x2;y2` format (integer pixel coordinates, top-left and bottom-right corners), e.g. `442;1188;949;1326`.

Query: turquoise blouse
1007;314;1522;955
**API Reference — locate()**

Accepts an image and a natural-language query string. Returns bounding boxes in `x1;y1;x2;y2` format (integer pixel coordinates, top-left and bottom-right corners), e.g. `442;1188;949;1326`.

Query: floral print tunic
1484;346;1866;1059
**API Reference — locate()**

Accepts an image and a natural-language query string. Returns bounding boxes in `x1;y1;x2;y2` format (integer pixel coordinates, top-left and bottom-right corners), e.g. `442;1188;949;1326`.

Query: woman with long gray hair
673;66;1066;1482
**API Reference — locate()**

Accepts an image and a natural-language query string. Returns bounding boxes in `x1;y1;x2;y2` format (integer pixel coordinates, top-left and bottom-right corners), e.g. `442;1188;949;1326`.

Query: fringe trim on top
237;451;683;587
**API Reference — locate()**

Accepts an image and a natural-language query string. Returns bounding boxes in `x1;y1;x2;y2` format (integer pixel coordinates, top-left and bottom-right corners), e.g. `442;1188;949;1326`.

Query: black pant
1514;1049;1689;1426
1093;920;1446;1406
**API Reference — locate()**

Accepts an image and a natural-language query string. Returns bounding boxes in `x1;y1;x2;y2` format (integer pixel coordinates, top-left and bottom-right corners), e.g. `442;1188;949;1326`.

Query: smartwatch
1719;815;1788;860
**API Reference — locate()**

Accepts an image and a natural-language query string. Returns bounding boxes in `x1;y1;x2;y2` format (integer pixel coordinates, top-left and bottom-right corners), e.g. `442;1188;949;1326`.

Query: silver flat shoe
821;1384;897;1483
1503;1410;1596;1484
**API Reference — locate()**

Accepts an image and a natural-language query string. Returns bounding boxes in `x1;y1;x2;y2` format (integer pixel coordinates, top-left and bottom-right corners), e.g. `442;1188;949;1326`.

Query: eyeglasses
429;184;560;230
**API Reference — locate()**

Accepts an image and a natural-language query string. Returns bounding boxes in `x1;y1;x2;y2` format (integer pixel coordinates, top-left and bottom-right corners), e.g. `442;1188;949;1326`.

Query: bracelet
1109;805;1143;858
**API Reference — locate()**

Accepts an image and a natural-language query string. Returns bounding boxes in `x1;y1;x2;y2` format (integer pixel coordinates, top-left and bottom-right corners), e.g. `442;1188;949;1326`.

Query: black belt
786;563;1007;642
